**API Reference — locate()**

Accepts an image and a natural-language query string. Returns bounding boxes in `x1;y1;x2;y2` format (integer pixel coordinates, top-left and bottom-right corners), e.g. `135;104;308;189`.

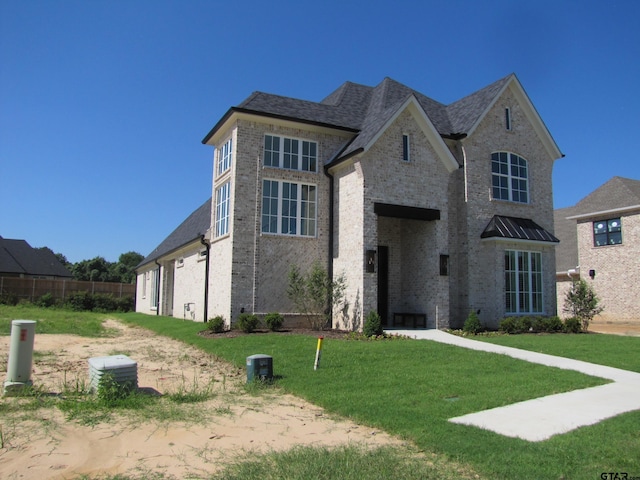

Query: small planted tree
287;261;346;330
563;279;604;332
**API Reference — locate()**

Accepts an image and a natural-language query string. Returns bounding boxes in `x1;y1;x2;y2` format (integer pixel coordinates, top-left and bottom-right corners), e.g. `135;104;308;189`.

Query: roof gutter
154;260;161;316
202;107;359;145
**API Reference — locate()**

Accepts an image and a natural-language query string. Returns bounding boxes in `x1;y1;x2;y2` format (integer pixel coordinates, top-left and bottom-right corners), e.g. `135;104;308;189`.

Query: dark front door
377;246;389;325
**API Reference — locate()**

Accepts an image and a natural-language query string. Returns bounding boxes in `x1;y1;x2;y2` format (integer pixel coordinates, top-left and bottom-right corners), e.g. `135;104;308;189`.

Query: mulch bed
198;328;352;340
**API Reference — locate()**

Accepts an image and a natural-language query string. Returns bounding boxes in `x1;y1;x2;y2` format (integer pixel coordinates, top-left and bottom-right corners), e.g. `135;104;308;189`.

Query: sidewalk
386;329;640;442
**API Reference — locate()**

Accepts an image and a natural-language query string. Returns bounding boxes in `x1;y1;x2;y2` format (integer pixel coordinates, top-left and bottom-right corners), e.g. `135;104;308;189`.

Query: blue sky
1;0;639;263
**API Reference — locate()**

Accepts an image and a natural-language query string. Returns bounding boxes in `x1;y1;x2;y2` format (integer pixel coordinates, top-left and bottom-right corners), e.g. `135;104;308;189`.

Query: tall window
402;134;410;162
264;135;317;172
505;250;542;314
492;152;528;203
261;180;317;237
150;268;159;309
593;218;622;246
218;138;232;176
505;108;512;131
215;181;230;237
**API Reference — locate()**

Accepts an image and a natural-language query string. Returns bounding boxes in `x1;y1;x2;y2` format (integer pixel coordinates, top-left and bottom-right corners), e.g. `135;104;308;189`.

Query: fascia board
363;96;460;173
203;110;356;146
566;204;640;220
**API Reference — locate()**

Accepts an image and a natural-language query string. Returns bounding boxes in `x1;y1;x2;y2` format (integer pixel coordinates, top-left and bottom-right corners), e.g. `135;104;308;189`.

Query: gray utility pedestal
4;320;37;396
246;354;273;383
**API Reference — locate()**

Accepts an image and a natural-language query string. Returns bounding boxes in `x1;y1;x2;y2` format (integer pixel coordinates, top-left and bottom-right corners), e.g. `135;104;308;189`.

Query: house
136;74;562;329
0;237;72;279
555;177;640;324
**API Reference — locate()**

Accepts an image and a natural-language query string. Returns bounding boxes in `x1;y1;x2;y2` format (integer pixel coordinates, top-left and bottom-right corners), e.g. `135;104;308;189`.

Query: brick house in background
555;177;640;324
136;74;562;330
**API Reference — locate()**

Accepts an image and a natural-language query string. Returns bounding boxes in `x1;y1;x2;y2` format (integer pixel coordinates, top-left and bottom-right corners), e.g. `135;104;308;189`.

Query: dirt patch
0;320;403;479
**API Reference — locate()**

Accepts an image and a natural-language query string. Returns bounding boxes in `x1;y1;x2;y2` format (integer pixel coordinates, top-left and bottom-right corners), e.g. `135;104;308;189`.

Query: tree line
41;248;144;284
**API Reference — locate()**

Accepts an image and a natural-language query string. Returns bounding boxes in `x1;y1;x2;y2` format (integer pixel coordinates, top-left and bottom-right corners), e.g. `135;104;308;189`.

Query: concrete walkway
386;329;640;442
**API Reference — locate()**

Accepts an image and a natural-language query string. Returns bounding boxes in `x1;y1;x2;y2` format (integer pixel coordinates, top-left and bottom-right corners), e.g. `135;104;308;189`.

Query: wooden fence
0;277;135;303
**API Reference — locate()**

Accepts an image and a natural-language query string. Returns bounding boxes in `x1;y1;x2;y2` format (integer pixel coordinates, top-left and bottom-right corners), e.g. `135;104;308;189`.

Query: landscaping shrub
237;313;259;333
534;315;564;333
115;296;134;312
363;311;383;337
563;279;604;332
0;292;20;306
66;291;95;311
208;315;226;333
264;312;284;331
463;311;483;334
563;317;582;333
92;293;118;312
36;292;57;308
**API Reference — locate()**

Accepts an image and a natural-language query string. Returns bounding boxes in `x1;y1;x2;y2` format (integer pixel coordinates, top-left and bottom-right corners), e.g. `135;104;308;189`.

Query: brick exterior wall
572;211;640;323
456;85;558;328
142;79;561;331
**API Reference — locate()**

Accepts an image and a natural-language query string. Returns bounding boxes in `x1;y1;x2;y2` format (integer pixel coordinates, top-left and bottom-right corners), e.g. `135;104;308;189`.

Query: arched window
491;152;529;203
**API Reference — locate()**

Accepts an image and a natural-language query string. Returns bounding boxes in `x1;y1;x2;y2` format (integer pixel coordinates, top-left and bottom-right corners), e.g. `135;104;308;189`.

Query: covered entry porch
373;202;448;329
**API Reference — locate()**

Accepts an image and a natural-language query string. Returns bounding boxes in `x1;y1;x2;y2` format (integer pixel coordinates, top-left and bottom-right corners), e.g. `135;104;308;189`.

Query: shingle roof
139;198;211;267
481;215;559;243
203;74;516;166
572;177;640;216
0;238;72;277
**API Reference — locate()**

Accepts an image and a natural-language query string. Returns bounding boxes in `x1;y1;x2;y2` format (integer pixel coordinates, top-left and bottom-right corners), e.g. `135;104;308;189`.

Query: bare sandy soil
589;321;640;336
0;320;403;480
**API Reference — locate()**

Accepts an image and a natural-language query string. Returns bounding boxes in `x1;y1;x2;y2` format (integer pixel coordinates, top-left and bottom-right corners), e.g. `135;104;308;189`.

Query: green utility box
246;354;273;383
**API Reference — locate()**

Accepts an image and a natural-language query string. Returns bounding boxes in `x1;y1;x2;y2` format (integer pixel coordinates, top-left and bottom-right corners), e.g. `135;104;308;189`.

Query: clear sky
1;0;639;263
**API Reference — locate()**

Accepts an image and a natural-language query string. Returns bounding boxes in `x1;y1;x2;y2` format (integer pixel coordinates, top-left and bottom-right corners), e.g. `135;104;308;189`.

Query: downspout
323;165;335;327
154;260;161;316
200;235;210;322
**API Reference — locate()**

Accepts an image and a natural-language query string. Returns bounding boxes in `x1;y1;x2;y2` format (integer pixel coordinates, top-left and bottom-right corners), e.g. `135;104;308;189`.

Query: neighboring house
0;237;72;279
555;177;640;324
136;74;562;329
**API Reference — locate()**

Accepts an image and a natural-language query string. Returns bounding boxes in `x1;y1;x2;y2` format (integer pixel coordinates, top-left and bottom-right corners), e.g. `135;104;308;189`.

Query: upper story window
264;135;317;172
217;138;232;176
215;181;230;237
491;152;529;203
593;218;622;246
402;134;410;162
261;179;317;237
505;108;512;131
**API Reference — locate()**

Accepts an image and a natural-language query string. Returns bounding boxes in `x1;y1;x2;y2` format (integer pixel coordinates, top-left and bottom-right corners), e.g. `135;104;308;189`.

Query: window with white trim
261;179;317;236
593;218;622;246
150;268;159;309
264;135;317;172
505;108;512;131
217;138;232;176
215;181;230;237
505;250;542;314
492;152;529;203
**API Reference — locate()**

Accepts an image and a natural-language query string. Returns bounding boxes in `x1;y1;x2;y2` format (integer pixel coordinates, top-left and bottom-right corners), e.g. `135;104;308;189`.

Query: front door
377;246;389;326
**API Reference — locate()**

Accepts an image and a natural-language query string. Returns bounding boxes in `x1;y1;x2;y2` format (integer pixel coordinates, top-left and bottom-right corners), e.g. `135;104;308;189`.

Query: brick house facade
555;177;640;324
136;74;562;330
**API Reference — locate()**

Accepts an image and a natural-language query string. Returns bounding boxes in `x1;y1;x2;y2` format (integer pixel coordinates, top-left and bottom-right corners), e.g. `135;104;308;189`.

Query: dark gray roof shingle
205;75;515;165
0;238;72;277
139;198;211;267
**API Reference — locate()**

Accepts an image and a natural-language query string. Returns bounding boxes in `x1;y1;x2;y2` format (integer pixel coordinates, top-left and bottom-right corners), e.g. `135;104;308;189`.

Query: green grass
4;307;638;479
112;312;640;480
472;332;640;372
0;304;113;337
